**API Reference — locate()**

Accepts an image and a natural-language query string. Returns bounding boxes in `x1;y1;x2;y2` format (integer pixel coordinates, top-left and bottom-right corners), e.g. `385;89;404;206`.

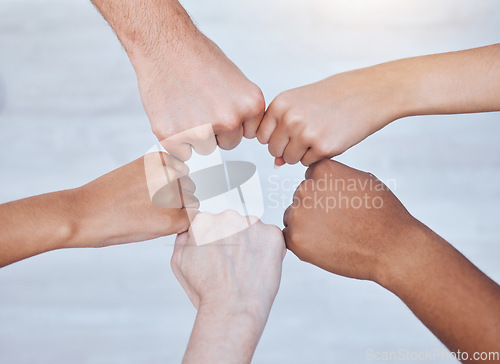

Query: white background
0;0;499;363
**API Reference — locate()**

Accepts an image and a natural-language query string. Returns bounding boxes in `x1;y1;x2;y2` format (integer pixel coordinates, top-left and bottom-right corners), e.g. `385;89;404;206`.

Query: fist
171;210;286;319
283;160;418;283
257;67;400;166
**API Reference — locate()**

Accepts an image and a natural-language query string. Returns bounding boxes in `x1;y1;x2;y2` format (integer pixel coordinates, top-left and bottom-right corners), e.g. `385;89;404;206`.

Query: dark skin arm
283;160;500;362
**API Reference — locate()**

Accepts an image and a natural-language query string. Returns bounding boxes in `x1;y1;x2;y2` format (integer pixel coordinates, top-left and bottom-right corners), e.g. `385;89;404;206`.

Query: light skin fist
283;159;417;283
257;65;407;166
171;210;286;319
135;31;265;160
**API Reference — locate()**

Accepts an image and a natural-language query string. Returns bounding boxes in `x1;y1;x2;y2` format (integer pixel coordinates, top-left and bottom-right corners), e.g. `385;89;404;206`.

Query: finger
282;205;293;228
163;142;193;162
144;152;189;201
282;139;309;165
274;157;286;167
169;209;191;234
157;152;190;178
256;111;278;144
282;227;292;250
267;126;290;158
304;163;317;180
182;192;200;210
243;114;263;139
216;125;244;150
185;207;200;226
178;175;196;194
184;125;217;156
174;231;189;251
301;148;324;167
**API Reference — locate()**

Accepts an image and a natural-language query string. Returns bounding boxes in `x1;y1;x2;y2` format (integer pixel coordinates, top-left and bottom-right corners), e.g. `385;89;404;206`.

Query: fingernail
274;162;281;170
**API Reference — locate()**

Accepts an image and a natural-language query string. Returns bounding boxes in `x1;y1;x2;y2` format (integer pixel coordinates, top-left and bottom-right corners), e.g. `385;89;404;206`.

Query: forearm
183;304;266;364
0;190;84;267
91;0;199;67
373;44;500;121
381;224;500;360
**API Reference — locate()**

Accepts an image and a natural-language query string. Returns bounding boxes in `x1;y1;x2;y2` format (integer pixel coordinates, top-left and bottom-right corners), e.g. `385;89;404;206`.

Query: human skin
257;44;500;166
91;0;265;160
0;152;198;268
171;210;286;364
283;160;500;362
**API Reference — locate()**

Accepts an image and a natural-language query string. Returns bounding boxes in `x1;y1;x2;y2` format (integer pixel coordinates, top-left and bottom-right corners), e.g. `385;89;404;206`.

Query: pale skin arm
0;153;197;268
171;211;286;363
183;305;265;364
90;0;265;159
283;160;500;362
258;44;500;166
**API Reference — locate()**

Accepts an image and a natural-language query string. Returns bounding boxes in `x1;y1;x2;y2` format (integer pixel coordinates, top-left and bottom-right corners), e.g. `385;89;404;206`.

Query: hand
134;31;265;159
283;159;417;283
257;65;407;166
171;210;286;318
171;210;286;364
0;152;199;267
73;152;199;248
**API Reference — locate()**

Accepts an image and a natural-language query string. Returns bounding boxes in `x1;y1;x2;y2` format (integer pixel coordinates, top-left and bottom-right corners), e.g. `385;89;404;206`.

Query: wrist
184;301;268;364
369;60;423;123
60;186;103;249
195;302;267;350
375;221;445;295
47;188;89;250
198;297;271;330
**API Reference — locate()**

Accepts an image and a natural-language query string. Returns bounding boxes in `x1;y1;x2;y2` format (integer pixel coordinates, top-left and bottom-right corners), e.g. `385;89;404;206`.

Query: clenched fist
283;159;417;283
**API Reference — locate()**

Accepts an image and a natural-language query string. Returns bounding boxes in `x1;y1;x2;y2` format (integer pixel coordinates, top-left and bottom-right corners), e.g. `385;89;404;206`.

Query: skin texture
0;152;197;267
258;43;500;166
171;210;286;364
283;160;500;362
91;0;265;160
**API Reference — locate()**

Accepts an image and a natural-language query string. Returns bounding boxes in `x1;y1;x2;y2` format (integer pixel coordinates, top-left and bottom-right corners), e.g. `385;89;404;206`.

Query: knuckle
329;143;345;157
312;159;331;173
282;110;303;128
221;209;240;220
270;93;290;114
216;109;239;131
302;129;317;144
285;229;307;258
315;141;332;157
152;126;170;142
244;86;265;116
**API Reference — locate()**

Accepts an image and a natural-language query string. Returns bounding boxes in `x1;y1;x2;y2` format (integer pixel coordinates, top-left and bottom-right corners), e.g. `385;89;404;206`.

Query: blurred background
0;0;499;363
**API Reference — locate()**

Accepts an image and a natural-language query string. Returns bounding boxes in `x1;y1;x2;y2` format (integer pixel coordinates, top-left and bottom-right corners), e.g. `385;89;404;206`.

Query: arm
91;0;265;159
257;44;500;166
171;211;286;364
0;153;196;268
283;160;500;361
383;225;500;360
183;305;265;364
